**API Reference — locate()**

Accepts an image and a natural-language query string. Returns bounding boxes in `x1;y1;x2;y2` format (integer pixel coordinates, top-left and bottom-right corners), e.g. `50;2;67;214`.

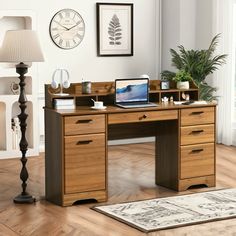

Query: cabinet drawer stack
63;114;107;206
178;107;216;191
45;111;107;206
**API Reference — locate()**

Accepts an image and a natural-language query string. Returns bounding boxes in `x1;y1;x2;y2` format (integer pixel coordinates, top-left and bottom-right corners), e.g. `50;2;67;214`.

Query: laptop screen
115;78;149;103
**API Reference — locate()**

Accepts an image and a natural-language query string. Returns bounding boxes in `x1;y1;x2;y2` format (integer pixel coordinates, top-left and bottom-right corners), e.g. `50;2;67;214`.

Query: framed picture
96;3;133;56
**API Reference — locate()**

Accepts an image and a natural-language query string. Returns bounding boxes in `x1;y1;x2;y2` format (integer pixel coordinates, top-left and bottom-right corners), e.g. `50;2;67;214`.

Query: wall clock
49;9;85;49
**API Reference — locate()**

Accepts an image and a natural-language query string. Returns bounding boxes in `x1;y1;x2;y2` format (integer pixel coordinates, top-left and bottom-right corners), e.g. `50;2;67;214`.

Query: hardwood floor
0;143;235;236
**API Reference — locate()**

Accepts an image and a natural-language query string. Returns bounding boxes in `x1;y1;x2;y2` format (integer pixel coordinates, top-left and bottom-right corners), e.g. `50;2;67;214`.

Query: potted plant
161;34;227;101
172;70;192;89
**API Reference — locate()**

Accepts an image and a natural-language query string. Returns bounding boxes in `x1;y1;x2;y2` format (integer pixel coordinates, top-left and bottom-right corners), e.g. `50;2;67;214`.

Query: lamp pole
13;62;35;204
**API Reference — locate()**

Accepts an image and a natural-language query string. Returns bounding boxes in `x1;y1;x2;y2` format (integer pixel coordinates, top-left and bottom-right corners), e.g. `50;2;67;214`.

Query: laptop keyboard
117;102;158;108
121;102;147;106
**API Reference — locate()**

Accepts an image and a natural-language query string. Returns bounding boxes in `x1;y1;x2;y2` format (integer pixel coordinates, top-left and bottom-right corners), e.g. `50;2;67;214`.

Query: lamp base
14;193;36;204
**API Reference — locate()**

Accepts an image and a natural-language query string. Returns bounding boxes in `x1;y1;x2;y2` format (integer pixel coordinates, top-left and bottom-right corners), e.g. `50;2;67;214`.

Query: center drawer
108;110;178;124
64;114;105;135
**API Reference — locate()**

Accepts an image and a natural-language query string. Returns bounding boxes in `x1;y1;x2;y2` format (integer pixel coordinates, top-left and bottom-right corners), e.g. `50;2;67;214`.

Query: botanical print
93;189;236;232
97;3;133;56
108;14;122;45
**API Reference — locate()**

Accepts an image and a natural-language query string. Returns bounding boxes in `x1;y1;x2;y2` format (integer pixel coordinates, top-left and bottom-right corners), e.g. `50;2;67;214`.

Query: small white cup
94;101;103;109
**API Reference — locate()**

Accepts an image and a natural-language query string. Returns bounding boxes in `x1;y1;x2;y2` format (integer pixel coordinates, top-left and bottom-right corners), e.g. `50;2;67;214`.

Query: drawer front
181;124;215;145
108;110;178;124
64;114;105;135
64;133;106;194
181;107;215;126
180;143;215;179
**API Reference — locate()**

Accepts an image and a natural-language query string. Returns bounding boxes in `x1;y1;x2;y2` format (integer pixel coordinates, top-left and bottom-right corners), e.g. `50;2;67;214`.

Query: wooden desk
44;82;216;206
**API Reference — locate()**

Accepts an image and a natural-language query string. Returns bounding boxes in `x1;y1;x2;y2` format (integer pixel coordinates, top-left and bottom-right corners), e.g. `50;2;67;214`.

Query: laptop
115;78;158;108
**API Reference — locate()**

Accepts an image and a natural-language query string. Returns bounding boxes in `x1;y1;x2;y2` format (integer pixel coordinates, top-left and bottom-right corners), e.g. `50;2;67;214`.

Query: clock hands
67;20;82;31
54;20;70;30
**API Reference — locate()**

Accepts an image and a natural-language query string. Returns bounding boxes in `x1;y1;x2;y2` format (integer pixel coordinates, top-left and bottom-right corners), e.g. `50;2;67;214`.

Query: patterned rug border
91;188;236;233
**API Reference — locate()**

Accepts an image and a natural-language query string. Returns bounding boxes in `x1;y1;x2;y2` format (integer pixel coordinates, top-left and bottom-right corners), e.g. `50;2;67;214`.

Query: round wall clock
49;9;85;49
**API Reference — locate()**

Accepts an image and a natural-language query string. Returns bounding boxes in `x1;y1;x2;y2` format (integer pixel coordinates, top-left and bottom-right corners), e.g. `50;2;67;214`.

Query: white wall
161;0;213;71
195;0;213;49
0;0;157;90
0;0;159;148
161;0;181;71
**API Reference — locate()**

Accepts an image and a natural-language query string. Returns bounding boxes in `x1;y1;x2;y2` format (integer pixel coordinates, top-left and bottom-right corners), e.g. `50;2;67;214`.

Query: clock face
49;9;85;49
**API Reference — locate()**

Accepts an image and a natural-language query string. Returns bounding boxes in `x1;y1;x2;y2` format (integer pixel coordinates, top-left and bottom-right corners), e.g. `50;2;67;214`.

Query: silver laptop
115;78;158;108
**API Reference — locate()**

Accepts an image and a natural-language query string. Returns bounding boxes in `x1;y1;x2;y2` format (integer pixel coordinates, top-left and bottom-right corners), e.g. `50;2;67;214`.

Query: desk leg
155;120;179;190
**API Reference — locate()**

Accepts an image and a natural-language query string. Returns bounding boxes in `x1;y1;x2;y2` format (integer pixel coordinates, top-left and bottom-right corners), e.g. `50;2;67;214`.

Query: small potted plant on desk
172;70;192;89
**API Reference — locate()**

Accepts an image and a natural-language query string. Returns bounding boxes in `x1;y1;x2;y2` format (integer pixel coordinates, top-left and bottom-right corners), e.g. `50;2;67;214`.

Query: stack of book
54;98;75;109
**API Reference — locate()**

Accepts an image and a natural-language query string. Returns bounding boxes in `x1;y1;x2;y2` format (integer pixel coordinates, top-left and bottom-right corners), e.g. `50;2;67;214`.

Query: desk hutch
44;80;216;206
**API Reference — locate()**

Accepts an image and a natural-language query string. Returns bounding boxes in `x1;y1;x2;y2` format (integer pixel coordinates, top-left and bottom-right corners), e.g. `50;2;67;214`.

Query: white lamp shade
0;30;44;63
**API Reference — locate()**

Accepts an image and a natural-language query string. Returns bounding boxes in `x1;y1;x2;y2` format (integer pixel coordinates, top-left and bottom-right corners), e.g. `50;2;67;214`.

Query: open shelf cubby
0;76;32;95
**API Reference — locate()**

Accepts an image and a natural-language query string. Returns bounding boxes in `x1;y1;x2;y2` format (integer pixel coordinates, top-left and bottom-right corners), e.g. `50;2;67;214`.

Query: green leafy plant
172;70;192;82
161;34;227;101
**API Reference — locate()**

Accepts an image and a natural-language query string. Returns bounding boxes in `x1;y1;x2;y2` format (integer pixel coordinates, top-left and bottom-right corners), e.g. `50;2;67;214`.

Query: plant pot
176;81;189;89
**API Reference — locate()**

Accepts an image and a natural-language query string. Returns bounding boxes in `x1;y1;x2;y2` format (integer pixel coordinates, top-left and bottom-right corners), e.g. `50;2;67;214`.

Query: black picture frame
96;3;133;56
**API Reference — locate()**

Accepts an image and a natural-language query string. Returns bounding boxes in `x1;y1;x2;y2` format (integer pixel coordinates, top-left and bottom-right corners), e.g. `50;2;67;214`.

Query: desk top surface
45;102;217;116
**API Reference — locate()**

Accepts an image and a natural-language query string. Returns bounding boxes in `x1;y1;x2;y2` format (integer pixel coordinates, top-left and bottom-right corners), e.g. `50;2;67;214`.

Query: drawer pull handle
191;148;204;153
76;119;93;124
139;114;147;120
191;130;204;134
77;140;93;145
191;111;204;115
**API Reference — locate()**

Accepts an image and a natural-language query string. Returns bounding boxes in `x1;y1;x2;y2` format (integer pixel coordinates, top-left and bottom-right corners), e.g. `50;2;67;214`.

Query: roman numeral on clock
53;34;60;40
66;41;70;48
59;39;63;46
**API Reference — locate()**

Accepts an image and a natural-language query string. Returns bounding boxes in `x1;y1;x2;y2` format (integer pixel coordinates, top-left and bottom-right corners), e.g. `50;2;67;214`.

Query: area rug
92;189;236;232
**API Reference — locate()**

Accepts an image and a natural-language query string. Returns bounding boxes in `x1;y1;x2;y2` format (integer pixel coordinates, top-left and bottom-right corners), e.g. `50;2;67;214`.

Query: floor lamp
0;30;44;203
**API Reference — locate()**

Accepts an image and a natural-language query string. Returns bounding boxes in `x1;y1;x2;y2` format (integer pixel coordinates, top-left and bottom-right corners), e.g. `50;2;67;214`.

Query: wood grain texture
64;114;105;135
0;144;235;235
108;110;178;124
155;120;179;190
45;109;63;205
64;133;106;194
181;124;215;145
178;175;215;191
181;107;215;126
180;143;215;179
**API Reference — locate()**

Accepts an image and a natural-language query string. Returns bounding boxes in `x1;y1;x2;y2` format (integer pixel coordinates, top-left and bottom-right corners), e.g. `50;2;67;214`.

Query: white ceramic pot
176;81;189;89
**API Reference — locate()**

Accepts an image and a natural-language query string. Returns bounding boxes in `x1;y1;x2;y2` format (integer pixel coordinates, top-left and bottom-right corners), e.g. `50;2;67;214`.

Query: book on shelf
54;98;75;106
55;104;75;109
54;98;75;109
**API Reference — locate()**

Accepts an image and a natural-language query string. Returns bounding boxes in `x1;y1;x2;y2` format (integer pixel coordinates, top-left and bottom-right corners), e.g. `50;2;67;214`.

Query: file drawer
181;124;215;145
181;107;214;126
108;110;178;124
64;114;105;135
64;133;106;194
180;143;215;179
